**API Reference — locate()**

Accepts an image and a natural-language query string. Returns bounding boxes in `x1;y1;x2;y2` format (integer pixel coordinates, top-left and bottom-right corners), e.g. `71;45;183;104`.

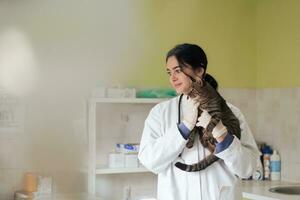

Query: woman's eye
175;69;181;73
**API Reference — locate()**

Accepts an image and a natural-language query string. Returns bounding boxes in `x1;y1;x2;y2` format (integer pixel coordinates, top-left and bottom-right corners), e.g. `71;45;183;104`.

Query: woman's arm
215;105;261;178
138;104;187;174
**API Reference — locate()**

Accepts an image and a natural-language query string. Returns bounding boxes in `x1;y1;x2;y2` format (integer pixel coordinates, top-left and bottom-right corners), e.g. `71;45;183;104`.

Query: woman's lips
174;83;182;88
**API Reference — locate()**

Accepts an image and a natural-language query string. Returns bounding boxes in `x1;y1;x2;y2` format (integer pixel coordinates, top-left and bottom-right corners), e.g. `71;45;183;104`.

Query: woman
138;43;260;200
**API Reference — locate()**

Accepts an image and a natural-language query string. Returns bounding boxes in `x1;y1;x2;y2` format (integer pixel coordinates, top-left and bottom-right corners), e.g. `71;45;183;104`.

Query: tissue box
107;88;123;98
108;152;124;168
107;88;136;98
123;88;136;98
125;153;138;168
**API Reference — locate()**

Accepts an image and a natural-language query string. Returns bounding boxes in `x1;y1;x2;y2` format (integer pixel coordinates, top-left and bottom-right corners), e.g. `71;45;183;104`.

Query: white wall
222;88;300;182
255;88;300;182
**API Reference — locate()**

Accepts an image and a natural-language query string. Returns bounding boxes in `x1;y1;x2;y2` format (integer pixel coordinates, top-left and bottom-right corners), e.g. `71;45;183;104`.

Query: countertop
241;180;300;200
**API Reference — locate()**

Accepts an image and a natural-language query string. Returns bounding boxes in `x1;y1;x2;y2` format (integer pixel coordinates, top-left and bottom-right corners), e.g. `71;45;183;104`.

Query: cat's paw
186;141;194;148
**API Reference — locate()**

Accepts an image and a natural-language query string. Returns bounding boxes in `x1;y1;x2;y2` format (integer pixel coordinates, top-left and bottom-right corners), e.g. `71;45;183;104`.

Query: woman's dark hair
166;43;208;73
166;43;219;90
204;73;218;90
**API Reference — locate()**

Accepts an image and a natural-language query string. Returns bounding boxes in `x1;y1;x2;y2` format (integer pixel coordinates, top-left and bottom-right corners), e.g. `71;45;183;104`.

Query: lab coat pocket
172;157;188;199
214;164;239;200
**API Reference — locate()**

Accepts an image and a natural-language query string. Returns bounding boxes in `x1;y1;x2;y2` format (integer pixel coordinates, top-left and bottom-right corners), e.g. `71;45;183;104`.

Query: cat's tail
175;154;219;172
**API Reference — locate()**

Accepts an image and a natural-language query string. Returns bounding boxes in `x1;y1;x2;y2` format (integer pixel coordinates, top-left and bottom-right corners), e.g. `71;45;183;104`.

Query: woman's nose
170;72;178;81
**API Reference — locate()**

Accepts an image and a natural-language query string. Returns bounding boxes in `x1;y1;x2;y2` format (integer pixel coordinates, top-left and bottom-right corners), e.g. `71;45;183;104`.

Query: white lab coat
138;96;260;200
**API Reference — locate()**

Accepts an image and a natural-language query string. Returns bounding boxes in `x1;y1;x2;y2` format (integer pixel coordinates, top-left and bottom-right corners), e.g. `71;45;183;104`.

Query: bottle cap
262;145;273;154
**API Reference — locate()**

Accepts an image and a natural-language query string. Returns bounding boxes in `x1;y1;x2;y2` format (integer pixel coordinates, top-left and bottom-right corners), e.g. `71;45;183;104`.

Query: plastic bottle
23;172;37;193
270;150;281;181
261;145;272;180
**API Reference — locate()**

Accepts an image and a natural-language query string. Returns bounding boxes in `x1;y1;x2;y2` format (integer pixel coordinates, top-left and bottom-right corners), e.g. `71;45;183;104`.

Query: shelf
89;98;169;104
95;167;151;174
87;97;161;194
20;193;104;200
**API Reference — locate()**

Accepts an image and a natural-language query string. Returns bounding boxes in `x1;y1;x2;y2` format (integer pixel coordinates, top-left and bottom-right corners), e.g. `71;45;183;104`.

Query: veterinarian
138;43;261;200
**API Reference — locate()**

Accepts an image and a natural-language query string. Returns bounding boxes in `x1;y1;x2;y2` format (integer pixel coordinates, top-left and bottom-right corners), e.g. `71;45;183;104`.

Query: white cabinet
87;98;167;200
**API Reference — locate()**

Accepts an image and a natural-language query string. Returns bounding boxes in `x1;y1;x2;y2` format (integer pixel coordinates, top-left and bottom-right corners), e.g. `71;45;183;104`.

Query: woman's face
166;56;193;95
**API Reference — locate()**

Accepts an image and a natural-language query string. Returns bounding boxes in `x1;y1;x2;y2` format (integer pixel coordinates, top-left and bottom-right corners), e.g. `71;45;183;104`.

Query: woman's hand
181;95;200;131
196;110;228;142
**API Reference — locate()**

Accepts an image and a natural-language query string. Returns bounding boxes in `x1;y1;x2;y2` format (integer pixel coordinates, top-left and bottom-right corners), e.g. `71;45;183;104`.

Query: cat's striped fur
175;70;241;172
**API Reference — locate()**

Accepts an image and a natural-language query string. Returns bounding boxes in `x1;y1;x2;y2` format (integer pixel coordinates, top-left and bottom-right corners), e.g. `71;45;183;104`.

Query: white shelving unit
89;98;165;104
95;166;149;175
87;97;168;198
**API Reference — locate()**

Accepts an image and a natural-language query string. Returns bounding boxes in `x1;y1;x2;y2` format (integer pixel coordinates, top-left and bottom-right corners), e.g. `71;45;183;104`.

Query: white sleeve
138;104;187;174
215;105;261;179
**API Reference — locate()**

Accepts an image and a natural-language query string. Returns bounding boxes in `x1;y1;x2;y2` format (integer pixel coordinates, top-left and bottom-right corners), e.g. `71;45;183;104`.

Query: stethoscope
177;92;204;199
178;92;205;199
177;93;184;125
176;69;205;199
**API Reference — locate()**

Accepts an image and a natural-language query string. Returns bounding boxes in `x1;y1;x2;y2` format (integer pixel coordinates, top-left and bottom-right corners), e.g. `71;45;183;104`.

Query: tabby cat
175;68;241;172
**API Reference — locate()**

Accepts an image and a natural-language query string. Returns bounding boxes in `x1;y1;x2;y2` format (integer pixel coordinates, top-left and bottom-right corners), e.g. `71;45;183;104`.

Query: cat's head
179;65;203;83
179;65;205;98
189;79;207;98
